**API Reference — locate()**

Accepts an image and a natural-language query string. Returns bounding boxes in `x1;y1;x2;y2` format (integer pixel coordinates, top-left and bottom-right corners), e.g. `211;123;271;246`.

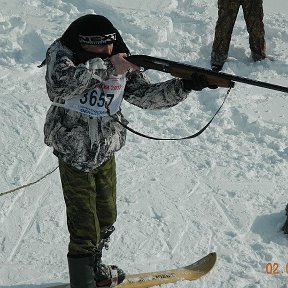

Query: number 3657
80;90;114;107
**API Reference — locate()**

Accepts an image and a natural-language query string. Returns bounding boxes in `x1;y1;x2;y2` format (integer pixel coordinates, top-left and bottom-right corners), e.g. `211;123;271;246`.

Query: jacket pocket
52;125;91;159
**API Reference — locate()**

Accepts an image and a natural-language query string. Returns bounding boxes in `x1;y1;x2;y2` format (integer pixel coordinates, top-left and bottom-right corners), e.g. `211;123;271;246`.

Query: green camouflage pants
211;0;266;66
59;156;117;256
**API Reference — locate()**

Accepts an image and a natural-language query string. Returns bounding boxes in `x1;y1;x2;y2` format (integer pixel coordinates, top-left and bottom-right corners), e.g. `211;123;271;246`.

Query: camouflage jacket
44;39;188;172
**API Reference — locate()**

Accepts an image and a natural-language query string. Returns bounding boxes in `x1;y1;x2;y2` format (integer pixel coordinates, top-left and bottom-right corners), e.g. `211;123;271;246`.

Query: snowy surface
1;0;288;287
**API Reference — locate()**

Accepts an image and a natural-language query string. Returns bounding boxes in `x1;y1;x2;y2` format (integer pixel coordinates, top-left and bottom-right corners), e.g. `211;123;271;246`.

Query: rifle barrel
127;55;288;93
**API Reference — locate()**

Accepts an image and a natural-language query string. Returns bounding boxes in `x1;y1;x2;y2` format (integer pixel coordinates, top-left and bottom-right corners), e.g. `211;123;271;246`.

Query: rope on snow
0;166;59;197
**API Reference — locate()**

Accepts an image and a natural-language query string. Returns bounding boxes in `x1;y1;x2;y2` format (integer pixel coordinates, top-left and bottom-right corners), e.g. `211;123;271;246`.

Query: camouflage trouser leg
211;0;241;66
59;156;117;256
241;0;266;61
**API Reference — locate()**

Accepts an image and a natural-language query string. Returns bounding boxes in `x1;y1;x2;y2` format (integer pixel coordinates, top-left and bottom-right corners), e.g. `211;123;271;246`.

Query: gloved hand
182;74;217;91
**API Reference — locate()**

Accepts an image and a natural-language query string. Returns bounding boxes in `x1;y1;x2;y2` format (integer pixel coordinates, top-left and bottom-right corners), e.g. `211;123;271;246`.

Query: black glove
182;74;217;92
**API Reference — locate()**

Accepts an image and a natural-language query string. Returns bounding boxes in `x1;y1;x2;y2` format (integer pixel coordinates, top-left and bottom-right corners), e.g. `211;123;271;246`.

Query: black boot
68;254;96;288
282;204;288;234
94;226;125;287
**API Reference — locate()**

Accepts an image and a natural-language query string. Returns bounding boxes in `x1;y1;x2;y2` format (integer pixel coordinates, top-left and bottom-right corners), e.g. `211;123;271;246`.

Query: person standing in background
210;0;266;72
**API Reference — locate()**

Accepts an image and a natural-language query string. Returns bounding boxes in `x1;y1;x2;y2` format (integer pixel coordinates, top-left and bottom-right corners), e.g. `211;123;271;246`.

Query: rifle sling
107;86;232;141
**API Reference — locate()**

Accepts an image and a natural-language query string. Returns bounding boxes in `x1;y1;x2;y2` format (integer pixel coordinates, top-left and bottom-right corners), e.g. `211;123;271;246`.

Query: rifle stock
169;66;233;88
127;55;288;93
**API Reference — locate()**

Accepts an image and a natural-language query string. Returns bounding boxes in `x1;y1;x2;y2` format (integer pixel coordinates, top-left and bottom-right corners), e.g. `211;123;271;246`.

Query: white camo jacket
44;39;189;171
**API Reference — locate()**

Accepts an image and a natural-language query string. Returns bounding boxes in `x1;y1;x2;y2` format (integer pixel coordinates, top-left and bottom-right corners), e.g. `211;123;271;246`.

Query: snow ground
0;0;288;287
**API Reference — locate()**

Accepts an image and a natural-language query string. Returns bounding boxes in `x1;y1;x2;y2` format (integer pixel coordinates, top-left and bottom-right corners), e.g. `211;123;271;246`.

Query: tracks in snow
1;146;56;263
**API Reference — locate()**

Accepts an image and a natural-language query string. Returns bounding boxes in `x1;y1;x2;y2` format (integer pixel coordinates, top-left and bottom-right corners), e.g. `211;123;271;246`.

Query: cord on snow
0;166;59;197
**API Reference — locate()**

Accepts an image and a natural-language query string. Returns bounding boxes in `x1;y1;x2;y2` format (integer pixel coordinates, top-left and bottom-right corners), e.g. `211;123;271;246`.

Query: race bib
65;75;126;117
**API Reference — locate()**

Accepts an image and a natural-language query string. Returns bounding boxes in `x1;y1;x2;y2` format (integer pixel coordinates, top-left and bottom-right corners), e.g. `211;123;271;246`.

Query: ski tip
200;252;217;260
207;252;217;263
210;252;217;258
184;251;217;271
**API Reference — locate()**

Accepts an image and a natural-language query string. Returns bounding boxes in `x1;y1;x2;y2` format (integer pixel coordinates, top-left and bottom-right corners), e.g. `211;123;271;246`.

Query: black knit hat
60;14;130;55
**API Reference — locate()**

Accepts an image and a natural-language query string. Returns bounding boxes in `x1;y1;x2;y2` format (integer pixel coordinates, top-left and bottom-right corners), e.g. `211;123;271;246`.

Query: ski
47;252;216;288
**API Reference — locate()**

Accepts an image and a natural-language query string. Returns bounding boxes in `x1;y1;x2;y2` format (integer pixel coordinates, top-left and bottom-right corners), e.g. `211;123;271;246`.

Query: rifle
127;55;288;93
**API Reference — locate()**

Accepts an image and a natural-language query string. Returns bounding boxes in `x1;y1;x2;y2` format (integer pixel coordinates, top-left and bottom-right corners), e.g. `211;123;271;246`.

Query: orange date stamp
265;262;288;275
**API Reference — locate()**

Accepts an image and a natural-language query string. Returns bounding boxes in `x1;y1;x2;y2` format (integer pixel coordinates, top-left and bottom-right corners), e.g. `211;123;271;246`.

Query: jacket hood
60;14;130;55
